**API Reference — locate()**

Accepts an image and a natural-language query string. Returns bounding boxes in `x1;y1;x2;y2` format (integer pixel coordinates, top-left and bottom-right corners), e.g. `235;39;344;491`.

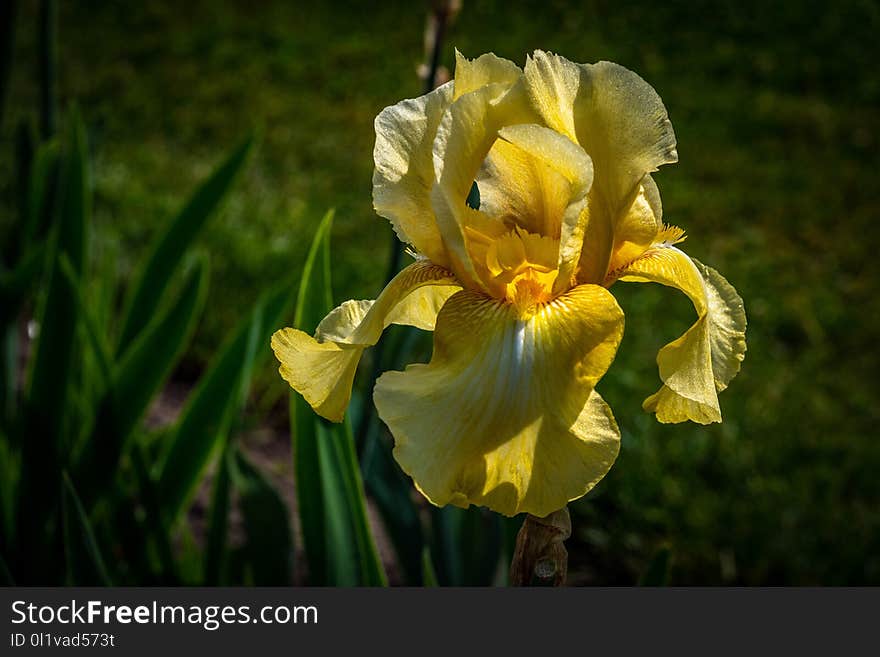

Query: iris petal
606;175;664;274
374;284;624;517
373;81;453;266
271;262;460;422
453;50;522;100
431;81;534;292
492;124;594;293
618;246;747;424
522;51;678;283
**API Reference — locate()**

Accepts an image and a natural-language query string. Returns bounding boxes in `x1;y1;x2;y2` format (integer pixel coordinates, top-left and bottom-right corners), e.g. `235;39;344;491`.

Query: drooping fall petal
374;284;624;517
617;246;746;423
271;262;460;422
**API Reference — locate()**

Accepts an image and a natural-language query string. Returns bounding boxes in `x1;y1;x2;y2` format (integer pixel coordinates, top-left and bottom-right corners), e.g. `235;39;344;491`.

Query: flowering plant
273;50;746;518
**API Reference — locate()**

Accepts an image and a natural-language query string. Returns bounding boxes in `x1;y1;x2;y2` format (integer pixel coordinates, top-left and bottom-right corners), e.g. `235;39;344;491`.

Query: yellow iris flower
272;51;746;518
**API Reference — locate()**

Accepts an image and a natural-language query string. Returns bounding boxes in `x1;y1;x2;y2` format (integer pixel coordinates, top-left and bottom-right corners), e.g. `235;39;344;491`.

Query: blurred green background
2;0;879;585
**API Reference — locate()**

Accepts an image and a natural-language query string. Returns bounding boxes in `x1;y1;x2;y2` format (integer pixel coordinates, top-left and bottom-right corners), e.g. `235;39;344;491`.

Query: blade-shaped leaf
1;243;46;428
155;268;295;522
116;134;253;355
58;253;112;389
290;211;333;582
358;322;431;585
290;210;386;586
22;137;60;251
421;546;438;587
17;111;88;555
73;257;208;505
111;256;208;437
363;420;425;585
24;111;87;432
61;472;112;586
1;244;48;310
130;444;178;583
3;133;57;426
230;448;293;585
430;506;503;586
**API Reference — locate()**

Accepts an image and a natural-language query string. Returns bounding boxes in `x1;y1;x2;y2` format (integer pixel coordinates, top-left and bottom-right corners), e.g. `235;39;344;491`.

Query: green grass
3;0;879;584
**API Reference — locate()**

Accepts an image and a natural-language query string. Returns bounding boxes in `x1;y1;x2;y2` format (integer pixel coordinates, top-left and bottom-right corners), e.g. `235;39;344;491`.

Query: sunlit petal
373;81;453;266
271;262;460;422
431;86;533;292
617;246;746;423
607;174;663;273
453;50;522;100
522;51;677;283
374;284;624;517
491;124;594;293
522;50;581;142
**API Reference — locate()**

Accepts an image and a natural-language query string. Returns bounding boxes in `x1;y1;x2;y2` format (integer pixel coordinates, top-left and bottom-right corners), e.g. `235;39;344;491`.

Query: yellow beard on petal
481;226;560;317
508;271;556;318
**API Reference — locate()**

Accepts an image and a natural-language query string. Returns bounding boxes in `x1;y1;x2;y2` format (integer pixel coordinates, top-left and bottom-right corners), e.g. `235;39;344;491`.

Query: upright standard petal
430;80;535;292
491;124;594;293
616;246;747;424
374;284;625;517
522;52;678;283
452;50;522;100
607;174;663;272
271;262;460;422
373;81;453;266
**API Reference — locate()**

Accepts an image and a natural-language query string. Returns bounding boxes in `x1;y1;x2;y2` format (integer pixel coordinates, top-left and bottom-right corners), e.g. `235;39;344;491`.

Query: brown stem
509;507;571;586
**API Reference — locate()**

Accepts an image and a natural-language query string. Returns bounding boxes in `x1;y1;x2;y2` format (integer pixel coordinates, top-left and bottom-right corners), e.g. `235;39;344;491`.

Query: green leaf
130;444;178;583
58;253;112;389
116;135;253;355
290;212;333;582
290;210;386;586
113;256;208;437
17;111;88;554
639;545;672;586
230;448;293;585
1;244;47;308
61;472;112;585
73;258;208;506
1;244;46;427
363;421;425;585
22;128;59;249
24;111;87;429
155;267;295;522
430;506;503;586
421;546;438;587
203;438;232;585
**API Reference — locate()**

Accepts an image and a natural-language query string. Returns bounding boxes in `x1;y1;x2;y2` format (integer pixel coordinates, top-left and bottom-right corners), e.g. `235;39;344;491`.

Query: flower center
484;227;558;317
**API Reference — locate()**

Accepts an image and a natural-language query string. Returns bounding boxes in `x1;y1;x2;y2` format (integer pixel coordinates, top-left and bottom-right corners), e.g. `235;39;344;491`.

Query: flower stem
509;507;571;586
